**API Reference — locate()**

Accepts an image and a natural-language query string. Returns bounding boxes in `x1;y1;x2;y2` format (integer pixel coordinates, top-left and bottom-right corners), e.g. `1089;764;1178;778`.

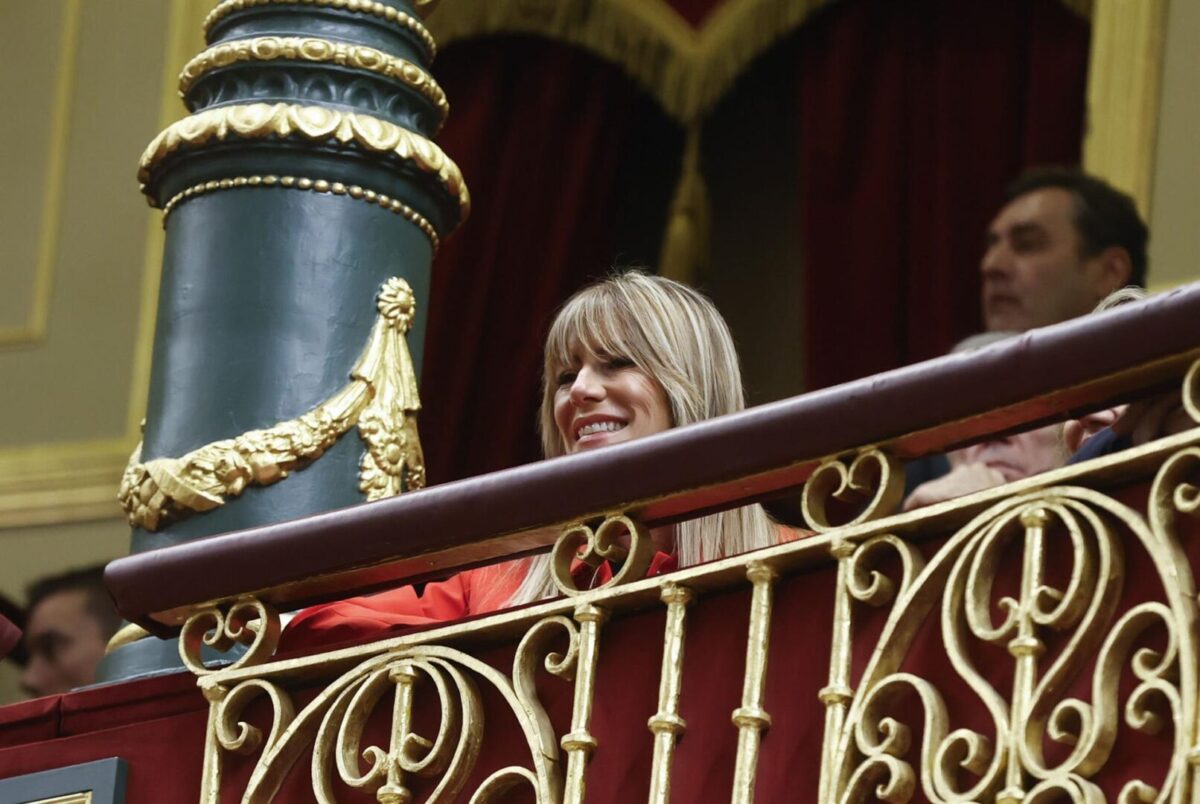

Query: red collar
570;551;678;590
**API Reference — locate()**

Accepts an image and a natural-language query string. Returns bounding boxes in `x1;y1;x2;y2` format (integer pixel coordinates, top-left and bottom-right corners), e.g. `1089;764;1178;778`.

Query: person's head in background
21;566;120;698
981;168;1148;332
903;332;1068;511
946;332;1068;479
947;421;1066;483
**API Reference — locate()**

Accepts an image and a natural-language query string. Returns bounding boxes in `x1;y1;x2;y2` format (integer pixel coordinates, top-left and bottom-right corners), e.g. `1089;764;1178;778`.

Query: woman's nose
569;366;605;405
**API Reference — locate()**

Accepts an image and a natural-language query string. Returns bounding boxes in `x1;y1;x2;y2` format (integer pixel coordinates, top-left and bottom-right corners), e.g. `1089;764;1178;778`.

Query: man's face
949;423;1066;483
980;188;1110;331
21;590;108;698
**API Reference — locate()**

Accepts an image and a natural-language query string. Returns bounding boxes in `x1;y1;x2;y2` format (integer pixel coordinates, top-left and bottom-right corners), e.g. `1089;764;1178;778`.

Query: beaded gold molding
138;103;470;221
178;36;449;125
161;174;440;251
203;0;438;60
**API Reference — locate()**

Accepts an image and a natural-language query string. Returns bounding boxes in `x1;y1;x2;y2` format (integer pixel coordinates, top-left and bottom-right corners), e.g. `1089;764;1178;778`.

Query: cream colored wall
0;0;212;704
1147;0;1200;290
0;521;132;607
1083;0;1199;292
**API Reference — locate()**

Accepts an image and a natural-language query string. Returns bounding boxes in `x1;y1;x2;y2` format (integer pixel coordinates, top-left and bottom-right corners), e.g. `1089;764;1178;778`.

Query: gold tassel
355;278;427;499
658;125;710;286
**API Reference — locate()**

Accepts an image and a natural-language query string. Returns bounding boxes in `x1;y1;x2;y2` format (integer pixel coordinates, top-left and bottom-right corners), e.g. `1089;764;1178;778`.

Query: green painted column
102;0;465;679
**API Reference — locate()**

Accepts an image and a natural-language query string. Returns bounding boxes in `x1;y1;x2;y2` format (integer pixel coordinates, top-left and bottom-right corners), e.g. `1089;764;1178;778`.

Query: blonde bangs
540;281;663;457
543;285;645;375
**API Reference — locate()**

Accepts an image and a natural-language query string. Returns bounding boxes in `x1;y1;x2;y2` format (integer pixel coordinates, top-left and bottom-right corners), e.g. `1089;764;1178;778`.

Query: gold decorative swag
118;277;426;531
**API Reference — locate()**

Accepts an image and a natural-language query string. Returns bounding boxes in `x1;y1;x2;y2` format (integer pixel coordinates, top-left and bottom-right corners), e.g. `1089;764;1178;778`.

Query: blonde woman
283;272;791;646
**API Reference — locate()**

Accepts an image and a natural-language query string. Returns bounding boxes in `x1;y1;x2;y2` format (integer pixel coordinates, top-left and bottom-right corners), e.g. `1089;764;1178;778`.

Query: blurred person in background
903;332;1068;511
905;288;1193;511
980;168;1147;332
906;170;1149;498
904;419;1067;511
21;566;119;698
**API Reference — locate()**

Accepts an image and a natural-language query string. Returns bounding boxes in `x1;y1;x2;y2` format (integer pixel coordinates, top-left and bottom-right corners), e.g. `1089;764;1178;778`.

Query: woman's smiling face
552;348;673;454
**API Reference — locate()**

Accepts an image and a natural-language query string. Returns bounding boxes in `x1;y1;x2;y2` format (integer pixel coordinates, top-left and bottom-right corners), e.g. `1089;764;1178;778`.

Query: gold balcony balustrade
105;285;1200;802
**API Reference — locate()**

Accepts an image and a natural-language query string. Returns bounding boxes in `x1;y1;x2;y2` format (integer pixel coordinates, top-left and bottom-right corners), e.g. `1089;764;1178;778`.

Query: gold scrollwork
104;622;151;655
818;533;927;801
138;103;470;221
180;596;281;676
119;277;425;531
313;656;483;802
178;36;449;127
820;479;1198;803
845;534;927;609
202;0;439;59
161;174;440;250
802;448;906;533
199;615;576;802
1183;358;1200;425
550;514;655;597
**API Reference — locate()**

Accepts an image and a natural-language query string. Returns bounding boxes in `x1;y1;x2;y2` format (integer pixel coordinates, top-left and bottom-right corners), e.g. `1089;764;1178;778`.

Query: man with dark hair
21;565;120;698
980;167;1149;331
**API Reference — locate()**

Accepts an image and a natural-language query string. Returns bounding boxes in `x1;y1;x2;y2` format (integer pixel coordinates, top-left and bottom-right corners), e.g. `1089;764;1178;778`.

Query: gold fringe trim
427;0;1093;124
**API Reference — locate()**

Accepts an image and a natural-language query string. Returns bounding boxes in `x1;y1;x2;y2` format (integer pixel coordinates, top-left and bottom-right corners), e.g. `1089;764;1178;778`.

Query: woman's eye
556;370;577;386
606;357;635;370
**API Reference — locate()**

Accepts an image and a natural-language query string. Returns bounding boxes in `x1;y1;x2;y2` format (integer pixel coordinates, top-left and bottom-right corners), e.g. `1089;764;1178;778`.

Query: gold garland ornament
178;37;449;129
137;103;470;222
119;277;425;531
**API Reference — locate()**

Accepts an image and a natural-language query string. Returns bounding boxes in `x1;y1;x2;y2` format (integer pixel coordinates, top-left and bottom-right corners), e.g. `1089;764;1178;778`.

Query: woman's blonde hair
507;271;778;605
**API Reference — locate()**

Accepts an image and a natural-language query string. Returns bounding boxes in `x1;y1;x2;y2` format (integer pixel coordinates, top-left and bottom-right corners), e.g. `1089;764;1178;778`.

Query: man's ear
1091;246;1133;295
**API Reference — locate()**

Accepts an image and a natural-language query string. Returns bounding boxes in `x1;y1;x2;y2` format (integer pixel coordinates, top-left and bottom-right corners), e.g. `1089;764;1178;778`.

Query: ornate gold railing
105;290;1200;801
161;360;1200;803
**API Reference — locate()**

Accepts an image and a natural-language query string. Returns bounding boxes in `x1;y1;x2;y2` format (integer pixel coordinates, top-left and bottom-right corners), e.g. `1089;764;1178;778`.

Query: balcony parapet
107;282;1200;632
93;282;1200;802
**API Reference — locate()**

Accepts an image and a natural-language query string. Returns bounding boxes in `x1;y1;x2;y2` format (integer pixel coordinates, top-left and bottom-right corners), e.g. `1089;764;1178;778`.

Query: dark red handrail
106;283;1200;631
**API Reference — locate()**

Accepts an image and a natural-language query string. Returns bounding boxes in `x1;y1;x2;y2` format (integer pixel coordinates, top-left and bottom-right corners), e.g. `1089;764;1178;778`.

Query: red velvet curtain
421;38;680;483
797;0;1090;389
420;1;1090;481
